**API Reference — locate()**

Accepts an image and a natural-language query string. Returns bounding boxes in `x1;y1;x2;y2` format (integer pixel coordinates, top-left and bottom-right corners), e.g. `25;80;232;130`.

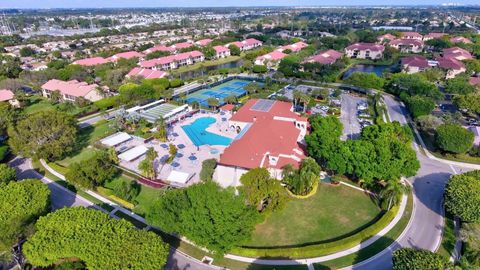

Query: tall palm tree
379;180;410;210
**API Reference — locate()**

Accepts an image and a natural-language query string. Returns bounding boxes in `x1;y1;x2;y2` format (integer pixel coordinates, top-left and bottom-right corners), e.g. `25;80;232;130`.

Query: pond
342;64;398;79
176;60;243;80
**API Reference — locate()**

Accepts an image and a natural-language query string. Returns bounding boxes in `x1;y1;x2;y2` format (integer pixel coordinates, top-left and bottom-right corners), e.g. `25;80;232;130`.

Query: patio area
117;110;238;186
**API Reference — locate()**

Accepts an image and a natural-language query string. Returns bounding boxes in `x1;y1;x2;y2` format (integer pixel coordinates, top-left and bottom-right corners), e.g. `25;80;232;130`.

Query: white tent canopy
100;132;132;147
118;145;148;162
167;170;193;186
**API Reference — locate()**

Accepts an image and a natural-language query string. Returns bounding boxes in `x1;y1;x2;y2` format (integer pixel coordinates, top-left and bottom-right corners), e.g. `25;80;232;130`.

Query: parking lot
340;93;371;140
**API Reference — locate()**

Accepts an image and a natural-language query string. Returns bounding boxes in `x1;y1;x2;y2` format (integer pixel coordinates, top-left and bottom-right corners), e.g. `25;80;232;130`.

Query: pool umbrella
160;144;168;149
176;153;184;158
172;132;179;137
220;112;225;115
188;155;197;161
177;144;185;149
171;162;180;168
222;118;227;121
160;155;170;163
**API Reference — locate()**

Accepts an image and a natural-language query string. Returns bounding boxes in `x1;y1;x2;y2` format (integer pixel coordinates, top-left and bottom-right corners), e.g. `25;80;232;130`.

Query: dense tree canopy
239;168;289;212
282;157;321;196
435;124;474;154
66;150;118;189
386;73;443;100
404;95;436;118
0;163;17;185
392;248;452;270
8;111;78;161
200;158;217;182
306;116;419;187
343;72;385;90
444;171;480;223
23;207;169;270
454;92;480;114
146;181;259;254
445;77;476;95
0;180;50;256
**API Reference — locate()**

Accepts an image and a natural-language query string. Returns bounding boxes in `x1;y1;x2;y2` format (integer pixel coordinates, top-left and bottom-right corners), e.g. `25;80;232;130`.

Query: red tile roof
437;57;465;70
220;99;307;170
213;45;230;53
0;89;14;102
139;51;204;68
195;39;213;46
390;38;424;47
73;57;110;66
127;67;168;79
443;47;473;61
110;51;144;60
278;41;308;52
424;32;446;39
377;33;397;42
144;45;175;54
469;77;480;86
42;79;99;97
256;50;287;62
401;56;429;68
306;49;343;65
401;32;423;39
220;104;235;111
172;42;193;49
450;36;472;44
346;43;385;52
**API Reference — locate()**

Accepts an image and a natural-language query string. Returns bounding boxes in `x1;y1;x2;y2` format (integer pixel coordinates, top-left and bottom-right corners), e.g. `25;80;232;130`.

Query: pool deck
119;110;236;185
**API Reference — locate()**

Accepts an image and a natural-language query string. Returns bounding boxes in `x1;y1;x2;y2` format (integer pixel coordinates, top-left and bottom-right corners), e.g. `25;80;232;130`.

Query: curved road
9;94;473;270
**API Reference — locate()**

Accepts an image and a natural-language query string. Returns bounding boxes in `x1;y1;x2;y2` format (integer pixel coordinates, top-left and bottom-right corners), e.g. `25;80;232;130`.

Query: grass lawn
244;184;382;247
23;96;56;115
437;213;456;258
103;174;164;216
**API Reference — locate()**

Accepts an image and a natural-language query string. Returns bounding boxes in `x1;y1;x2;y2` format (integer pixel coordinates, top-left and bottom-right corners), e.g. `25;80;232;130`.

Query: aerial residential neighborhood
0;2;480;270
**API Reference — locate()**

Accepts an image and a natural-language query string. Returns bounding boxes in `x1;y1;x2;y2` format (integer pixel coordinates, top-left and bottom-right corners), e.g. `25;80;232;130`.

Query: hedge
230;200;401;258
94;96;118;111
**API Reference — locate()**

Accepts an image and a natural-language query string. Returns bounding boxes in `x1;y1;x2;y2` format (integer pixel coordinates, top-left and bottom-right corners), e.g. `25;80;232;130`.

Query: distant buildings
110;51;144;61
139;51;205;70
41;79;105;102
0;89;19;107
72;57;110;66
305;50;343;65
443;47;473;61
377;33;397;43
143;45;175;54
195;39;213;47
277;41;308;53
450;36;472;44
423;32;446;41
215;99;308;187
345;43;385;60
401;32;423;40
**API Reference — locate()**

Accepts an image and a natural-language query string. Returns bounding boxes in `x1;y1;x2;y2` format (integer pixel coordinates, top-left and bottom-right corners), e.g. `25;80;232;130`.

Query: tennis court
185;79;254;107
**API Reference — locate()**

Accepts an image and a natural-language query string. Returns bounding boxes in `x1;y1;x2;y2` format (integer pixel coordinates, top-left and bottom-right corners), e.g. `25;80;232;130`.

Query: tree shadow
412;172;451;216
245;256;305;270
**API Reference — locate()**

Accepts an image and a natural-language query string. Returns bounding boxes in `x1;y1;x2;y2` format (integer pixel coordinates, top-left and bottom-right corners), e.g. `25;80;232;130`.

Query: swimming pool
181;117;232;146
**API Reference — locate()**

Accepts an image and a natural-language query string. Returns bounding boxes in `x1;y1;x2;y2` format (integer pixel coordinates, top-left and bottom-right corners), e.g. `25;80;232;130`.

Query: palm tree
379;180;410;210
138;159;155;179
154;118;168;142
207;97;220;111
300;93;311;113
292;90;302;109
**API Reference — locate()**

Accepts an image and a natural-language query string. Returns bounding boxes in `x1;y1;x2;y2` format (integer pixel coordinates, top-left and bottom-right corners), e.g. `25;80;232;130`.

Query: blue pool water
181;117;232;146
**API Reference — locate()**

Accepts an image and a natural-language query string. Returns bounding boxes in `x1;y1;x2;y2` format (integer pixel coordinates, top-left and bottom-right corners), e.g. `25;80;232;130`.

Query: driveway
340;93;364;140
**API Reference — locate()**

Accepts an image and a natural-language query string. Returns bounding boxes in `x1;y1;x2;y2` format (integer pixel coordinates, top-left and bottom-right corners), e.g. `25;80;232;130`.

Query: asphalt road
9;157;217;270
340;93;364;140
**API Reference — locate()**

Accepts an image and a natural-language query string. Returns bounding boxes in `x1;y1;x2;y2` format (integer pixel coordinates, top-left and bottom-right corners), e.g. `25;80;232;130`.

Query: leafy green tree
200;159;217;182
202;46;216;60
0;102;16;137
23;207;169;270
139;147;157;179
379;180;410;210
207;97;220;110
445;77;476;95
229;44;241;56
435;124;474;154
386;73;443;100
19;47;35;57
0;55;22;78
454;92;480;114
460;222;480;268
0;180;50;258
444;171;480;222
0;163;17;184
8;111;78;161
146;181;259;255
113;180;140;201
392;248;452;270
154;118;167;142
240;168;288;212
405;95;436;118
252;65;268;73
66;151;118;189
282;158;321;196
343;72;385;90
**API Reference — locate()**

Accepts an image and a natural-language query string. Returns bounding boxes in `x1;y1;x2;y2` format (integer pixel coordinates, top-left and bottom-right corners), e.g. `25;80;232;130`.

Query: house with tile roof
228;38;263;51
345;43;385;59
255;50;288;67
423;32;447;41
41;79;104;102
401;56;430;74
450;36;472;44
213;45;231;59
401;32;423;40
139;51;204;70
443;47;473;61
0;89;19;107
277;41;309;53
215;99;308;187
390;39;424;53
72;57;110;66
143;45;176;54
109;51;144;61
436;57;466;79
304;49;343;65
195;39;213;47
126;67;168;79
377;33;397;43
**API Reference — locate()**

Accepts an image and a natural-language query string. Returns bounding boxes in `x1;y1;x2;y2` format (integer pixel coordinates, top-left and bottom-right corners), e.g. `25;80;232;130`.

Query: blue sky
0;0;478;8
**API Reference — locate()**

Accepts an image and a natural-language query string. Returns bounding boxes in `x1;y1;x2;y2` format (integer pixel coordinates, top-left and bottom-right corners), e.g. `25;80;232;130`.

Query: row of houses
254;41;308;67
377;32;473;44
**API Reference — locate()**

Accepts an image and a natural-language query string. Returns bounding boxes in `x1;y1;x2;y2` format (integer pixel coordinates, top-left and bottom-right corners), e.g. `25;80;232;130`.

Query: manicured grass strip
437;213;455;258
113;210;148;229
313;192;413;269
